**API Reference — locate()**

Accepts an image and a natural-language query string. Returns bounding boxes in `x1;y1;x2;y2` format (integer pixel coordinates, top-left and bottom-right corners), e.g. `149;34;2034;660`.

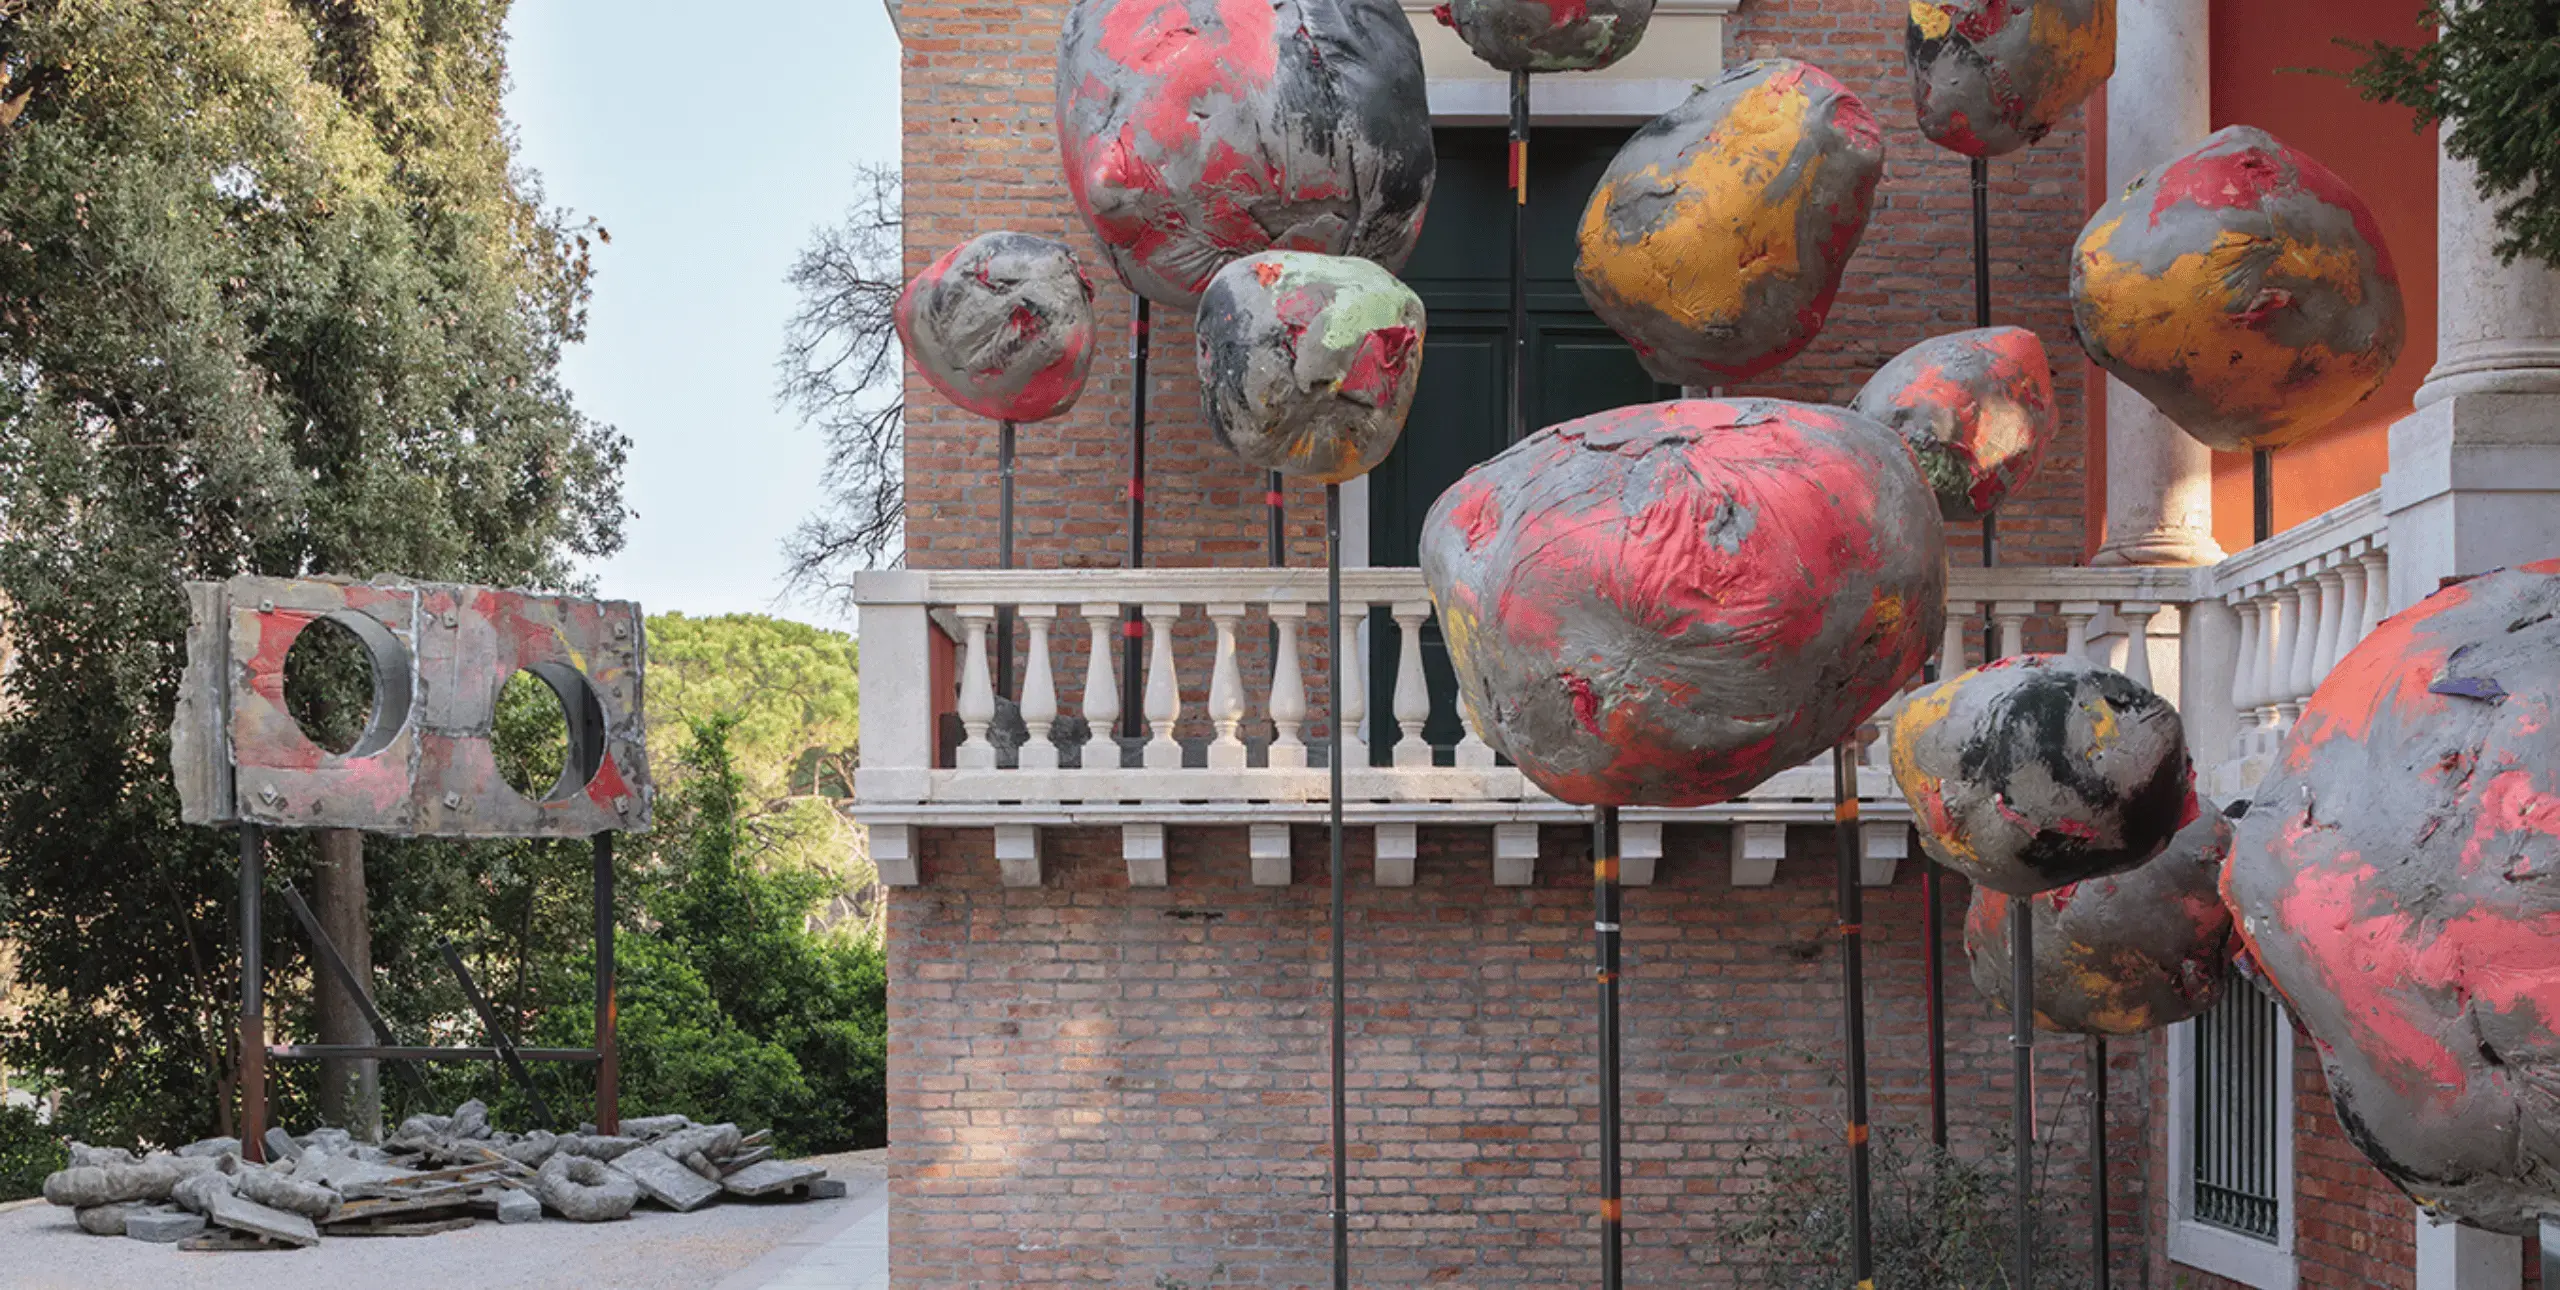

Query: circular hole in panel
282;612;412;758
494;664;608;803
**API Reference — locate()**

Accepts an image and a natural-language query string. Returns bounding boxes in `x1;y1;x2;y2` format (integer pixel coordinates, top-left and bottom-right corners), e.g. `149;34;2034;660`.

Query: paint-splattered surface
1196;251;1426;484
1852;326;2056;521
2073;125;2406;453
2224;562;2560;1235
1575;59;1883;387
897;232;1097;423
1967;806;2237;1035
1433;0;1655;73
173;575;651;839
1419;398;1944;808
1055;0;1436;310
1892;653;2197;896
1905;0;2115;159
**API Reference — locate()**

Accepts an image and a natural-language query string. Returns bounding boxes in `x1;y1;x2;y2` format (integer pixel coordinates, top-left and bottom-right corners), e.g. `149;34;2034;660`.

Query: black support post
2013;897;2037;1289
2253;448;2275;545
997;417;1017;700
1508;70;1531;445
1327;482;1349;1290
594;831;619;1136
238;823;267;1163
1594;803;1625;1290
1124;298;1150;740
1833;745;1875;1286
2091;1035;2111;1288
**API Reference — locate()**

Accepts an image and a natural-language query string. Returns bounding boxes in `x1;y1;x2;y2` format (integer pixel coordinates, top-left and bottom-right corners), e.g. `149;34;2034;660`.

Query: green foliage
0;1104;63;1203
0;0;625;1148
645;613;859;803
2345;1;2560;267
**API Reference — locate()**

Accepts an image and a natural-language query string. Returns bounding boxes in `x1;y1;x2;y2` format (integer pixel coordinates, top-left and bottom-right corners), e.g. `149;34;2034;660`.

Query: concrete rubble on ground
35;1101;840;1251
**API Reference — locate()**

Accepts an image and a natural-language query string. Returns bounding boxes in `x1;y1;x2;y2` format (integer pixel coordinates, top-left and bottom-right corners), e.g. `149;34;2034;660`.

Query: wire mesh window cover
2192;979;2285;1241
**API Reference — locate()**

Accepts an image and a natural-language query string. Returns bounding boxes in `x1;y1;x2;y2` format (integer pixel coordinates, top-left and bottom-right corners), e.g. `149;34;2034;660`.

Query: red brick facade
891;1;2468;1287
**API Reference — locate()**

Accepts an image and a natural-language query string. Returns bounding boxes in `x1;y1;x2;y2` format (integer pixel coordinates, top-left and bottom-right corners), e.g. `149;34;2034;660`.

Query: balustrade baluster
1142;602;1184;770
2119;604;2158;689
2280;579;2318;723
1454;694;1497;769
2359;550;2391;638
2255;588;2289;736
1081;603;1121;770
1340;609;1369;768
2336;555;2370;668
2309;563;2344;685
1391;602;1433;768
2061;602;2099;662
1018;605;1061;771
956;604;998;770
1207;603;1248;771
1994;602;2032;661
2230;596;2262;744
1268;603;1310;770
1943;601;1978;677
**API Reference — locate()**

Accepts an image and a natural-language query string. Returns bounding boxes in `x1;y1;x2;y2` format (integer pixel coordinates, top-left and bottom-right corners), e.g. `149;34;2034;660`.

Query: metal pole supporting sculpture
1056;0;1438;742
1424;391;1945;1286
1197;250;1427;1290
897;232;1100;701
2224;562;2560;1245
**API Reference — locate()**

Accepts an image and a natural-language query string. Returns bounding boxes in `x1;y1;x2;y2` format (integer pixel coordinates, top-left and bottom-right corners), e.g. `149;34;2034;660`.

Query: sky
503;0;903;630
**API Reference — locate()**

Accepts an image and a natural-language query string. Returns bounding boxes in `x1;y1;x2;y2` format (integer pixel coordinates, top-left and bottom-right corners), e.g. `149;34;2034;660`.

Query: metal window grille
2192;978;2283;1241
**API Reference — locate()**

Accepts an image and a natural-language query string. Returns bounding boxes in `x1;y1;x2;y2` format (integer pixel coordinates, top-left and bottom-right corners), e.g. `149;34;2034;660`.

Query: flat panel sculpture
1966;805;2238;1034
1432;0;1656;73
1905;0;2116;158
2073;125;2407;453
1852;325;2057;522
1420;397;1945;807
896;231;1097;423
1891;654;2198;895
1054;0;1436;310
173;575;650;838
1196;251;1426;484
2225;562;2560;1234
1575;59;1883;387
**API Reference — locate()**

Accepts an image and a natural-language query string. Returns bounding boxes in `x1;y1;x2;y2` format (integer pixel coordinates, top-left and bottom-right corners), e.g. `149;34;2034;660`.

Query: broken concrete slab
617;1114;690;1141
262;1126;302;1163
488;1188;542;1225
609;1146;719;1213
720;1160;825;1199
805;1178;848;1200
236;1166;340;1219
125;1207;208;1243
176;1137;241;1159
75;1202;139;1235
203;1188;321;1248
534;1153;636;1223
172;1170;237;1216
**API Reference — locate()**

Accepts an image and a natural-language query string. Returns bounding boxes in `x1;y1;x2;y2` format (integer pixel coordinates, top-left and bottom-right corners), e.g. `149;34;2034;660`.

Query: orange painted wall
2205;0;2438;550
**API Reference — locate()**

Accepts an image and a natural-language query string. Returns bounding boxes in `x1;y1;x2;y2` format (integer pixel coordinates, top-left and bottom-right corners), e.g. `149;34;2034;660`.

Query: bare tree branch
778;163;905;611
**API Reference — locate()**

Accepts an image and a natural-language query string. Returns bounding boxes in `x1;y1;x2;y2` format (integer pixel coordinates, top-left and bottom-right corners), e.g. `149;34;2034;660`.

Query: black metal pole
239;823;267;1163
2091;1035;2110;1289
438;938;557;1130
278;884;428;1094
2253;449;2275;545
1924;864;1948;1148
1973;156;1999;663
2012;897;2037;1289
997;418;1017;701
1594;803;1625;1289
1327;482;1349;1290
1508;69;1531;445
594;831;619;1136
1833;745;1875;1286
1124;297;1150;740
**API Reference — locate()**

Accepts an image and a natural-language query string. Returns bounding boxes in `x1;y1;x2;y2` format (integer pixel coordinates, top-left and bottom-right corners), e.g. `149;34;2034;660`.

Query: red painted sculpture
1433;0;1655;74
1575;60;1884;386
1055;0;1436;310
896;232;1097;423
1852;326;2057;522
1892;654;2199;896
2074;126;2406;453
1906;0;2116;159
1196;252;1426;484
1420;398;1944;808
1967;805;2238;1035
2225;562;2560;1235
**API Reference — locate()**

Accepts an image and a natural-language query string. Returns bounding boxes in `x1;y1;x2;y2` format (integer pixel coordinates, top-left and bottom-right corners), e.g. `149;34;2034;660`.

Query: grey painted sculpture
896;231;1096;423
1432;0;1655;73
1851;326;2057;522
1195;252;1426;484
1891;653;2199;896
2225;561;2560;1235
1055;0;1436;310
1906;0;2116;158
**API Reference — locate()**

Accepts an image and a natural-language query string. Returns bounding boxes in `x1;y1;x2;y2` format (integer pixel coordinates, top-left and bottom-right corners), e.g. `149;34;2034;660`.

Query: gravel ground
0;1149;887;1290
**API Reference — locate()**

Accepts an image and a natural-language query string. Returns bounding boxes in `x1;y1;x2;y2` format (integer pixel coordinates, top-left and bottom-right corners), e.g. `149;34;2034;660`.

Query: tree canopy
2348;0;2560;268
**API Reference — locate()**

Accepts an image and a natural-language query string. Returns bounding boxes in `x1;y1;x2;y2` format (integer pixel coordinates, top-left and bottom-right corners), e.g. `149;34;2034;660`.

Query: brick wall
887;827;2153;1288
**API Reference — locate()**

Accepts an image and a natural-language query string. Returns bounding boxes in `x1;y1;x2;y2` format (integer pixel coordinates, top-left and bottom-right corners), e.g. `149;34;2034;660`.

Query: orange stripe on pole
1600;1199;1624;1222
1511;139;1528;204
1848;1122;1871;1146
1594;856;1619;882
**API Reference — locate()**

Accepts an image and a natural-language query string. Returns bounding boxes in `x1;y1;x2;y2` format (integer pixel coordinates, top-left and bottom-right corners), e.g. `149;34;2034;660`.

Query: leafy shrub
0;1104;62;1203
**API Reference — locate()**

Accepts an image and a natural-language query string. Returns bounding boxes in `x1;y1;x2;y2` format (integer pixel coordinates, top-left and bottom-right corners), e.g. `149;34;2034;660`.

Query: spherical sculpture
895;232;1098;423
1967;805;2238;1035
2225;562;2560;1235
1852;326;2057;522
1433;0;1656;74
2073;126;2406;453
1892;654;2199;896
1906;0;2116;158
1420;399;1945;808
1196;252;1426;484
1576;60;1884;386
1055;0;1436;311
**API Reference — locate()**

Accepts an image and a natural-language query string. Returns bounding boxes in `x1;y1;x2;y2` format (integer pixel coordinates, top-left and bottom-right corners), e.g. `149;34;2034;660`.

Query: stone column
2384;143;2560;609
2093;0;2224;568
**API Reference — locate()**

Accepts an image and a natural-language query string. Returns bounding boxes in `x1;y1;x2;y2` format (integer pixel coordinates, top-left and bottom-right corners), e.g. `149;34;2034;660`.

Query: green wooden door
1367;127;1677;761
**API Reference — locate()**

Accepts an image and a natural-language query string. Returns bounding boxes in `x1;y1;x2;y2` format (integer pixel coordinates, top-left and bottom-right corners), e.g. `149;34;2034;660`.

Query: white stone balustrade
852;495;2393;889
